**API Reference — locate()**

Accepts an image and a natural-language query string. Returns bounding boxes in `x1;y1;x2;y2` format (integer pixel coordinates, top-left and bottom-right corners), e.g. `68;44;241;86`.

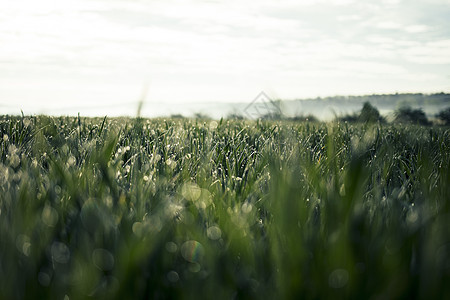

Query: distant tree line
437;107;450;125
169;102;450;126
335;102;450;126
222;102;450;125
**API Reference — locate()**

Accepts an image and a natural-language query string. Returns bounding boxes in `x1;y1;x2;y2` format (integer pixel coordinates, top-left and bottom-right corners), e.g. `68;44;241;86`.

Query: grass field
0;114;449;299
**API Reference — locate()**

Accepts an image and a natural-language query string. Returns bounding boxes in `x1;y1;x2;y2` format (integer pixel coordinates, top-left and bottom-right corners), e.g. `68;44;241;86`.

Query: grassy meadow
0;114;449;299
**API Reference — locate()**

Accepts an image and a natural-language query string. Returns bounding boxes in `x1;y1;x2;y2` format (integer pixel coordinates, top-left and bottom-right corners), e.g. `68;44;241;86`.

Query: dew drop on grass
189;262;201;273
16;234;31;256
181;182;202;202
54;185;61;195
209;121;218;130
241;202;253;214
165;242;178;253
181;240;204;263
407;209;418;223
8;154;20;168
38;272;51;287
166;158;177;170
41;204;59;227
132;222;143;237
67;156;76;167
207;226;222;240
167;271;179;283
105;196;113;208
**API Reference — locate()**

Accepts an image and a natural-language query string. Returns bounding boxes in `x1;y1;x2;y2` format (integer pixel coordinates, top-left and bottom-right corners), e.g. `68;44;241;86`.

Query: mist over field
2;93;449;121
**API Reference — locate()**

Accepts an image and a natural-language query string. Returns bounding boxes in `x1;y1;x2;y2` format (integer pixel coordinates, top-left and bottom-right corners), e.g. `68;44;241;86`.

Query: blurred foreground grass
0;115;449;299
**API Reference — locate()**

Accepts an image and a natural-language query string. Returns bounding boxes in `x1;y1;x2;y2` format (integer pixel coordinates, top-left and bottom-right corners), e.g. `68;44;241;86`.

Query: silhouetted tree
170;114;185;119
290;114;318;122
226;112;245;120
338;114;358;123
359;102;384;123
193;113;211;120
437;107;450;125
394;106;430;125
260;111;285;120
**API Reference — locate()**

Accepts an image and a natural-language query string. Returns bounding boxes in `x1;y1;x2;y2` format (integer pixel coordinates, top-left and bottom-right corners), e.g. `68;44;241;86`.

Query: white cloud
375;21;403;30
382;0;402;4
337;15;363;22
405;24;430;33
403;39;450;64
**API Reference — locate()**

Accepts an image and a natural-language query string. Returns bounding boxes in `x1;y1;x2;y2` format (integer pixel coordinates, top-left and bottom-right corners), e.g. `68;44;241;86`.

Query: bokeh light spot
181;240;204;263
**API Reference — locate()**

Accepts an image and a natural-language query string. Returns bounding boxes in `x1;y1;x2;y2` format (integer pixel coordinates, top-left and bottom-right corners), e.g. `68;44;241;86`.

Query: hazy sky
1;0;449;116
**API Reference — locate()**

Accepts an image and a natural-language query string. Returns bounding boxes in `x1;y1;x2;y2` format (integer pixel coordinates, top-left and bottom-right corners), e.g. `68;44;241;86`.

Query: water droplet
54;185;61;195
167;271;179;283
188;262;201;273
181;240;204;263
132;222;144;237
38;272;51;286
207;226;222;240
165;242;178;253
181;183;201;202
241;202;253;214
8;153;20;168
41;204;59;227
209;121;218;130
406;209;419;225
67;156;76;167
16;234;31;256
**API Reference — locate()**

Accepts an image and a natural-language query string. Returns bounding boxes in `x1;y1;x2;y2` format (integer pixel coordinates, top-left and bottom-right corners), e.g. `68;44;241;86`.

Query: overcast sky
1;0;449;116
